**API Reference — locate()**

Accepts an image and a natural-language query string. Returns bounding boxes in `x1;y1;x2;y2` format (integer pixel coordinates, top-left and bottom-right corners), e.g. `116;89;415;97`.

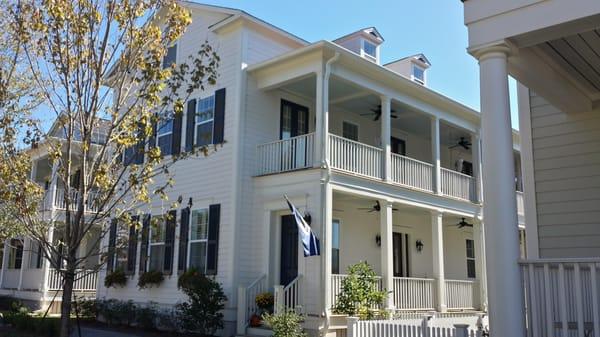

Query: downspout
320;52;339;334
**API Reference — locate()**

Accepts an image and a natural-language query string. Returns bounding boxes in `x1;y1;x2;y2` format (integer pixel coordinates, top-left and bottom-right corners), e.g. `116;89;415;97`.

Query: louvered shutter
134;123;145;164
178;207;190;273
206;204;220;275
139;214;151;273
126;216;139;275
185;99;196;152
172;110;183;156
163;210;177;275
107;219;117;272
213;88;226;144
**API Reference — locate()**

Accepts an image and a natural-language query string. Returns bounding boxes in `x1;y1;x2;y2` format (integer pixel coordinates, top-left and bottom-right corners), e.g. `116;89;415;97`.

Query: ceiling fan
360;105;398;121
357;200;398;213
449;137;472;150
451;217;473;229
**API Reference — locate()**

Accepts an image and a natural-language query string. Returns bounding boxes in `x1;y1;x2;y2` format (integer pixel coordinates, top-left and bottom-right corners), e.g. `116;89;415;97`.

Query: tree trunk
59;260;76;337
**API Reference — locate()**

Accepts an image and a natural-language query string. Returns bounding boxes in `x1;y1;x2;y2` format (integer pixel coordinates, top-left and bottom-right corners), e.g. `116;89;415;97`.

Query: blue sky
199;0;520;129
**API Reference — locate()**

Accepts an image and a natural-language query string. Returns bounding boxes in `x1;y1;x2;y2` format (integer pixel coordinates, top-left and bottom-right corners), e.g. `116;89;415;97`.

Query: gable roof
384;53;432;67
333;27;385;44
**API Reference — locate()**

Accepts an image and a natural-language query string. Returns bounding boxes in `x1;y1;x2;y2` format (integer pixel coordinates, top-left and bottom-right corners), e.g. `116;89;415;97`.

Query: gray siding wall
529;90;600;258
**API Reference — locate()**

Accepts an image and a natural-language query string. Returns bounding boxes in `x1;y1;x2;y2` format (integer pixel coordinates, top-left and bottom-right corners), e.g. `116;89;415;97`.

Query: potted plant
255;292;274;314
104;269;127;288
137;270;164;289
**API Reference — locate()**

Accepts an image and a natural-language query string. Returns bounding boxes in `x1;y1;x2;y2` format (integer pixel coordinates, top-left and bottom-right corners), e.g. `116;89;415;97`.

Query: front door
280;215;299;286
393;232;410;277
280;100;309;170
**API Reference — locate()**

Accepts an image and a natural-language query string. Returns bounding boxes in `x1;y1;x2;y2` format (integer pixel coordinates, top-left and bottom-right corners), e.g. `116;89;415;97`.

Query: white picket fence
391;153;434;192
441;168;475;202
236;275;267;335
520;259;600;337
47;269;98;291
256;133;315;175
346;318;483;337
329;134;383;179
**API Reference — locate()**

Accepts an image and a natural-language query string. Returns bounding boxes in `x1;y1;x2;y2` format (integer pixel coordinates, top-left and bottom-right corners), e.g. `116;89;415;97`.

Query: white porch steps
244;326;273;337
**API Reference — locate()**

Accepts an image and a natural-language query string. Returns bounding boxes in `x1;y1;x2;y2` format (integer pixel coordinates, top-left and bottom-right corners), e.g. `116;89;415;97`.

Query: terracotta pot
250;314;262;327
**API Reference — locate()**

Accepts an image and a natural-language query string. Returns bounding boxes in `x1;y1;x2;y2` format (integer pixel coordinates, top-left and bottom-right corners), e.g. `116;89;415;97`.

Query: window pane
191;210;208;241
162;45;177;69
413;66;424;82
149;245;165;272
151;219;166;243
196;121;213;146
364;40;377;57
197;96;215;123
281;105;292;139
158;134;172;155
466;239;475;258
189;241;207;272
467;259;476;278
342;122;358;141
332;220;340;274
332;248;340;274
157;118;173;136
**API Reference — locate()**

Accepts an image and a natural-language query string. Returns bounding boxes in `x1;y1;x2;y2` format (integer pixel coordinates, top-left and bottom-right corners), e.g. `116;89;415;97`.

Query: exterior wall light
416;240;424;252
375;234;381;247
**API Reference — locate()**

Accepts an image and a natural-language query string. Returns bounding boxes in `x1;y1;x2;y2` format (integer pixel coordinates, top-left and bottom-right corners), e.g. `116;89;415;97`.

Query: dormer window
412;64;425;85
363;40;377;58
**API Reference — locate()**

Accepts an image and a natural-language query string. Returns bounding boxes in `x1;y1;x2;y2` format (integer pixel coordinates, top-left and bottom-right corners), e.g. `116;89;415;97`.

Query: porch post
379;199;394;310
476;44;525;337
474;220;488;311
381;96;391;182
41;225;55;301
431;117;441;194
472;133;482;203
431;210;446;312
0;239;9;289
322;183;333;311
17;238;29;290
314;70;325;166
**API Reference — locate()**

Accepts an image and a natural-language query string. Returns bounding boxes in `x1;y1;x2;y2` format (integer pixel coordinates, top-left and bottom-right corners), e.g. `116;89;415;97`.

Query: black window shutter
135;123;145;164
213;88;226;144
206;204;220;275
107;219;118;272
126;216;139;275
163;210;177;275
172;110;183;156
185;99;196;152
178;207;190;273
139;214;151;273
148;118;157;154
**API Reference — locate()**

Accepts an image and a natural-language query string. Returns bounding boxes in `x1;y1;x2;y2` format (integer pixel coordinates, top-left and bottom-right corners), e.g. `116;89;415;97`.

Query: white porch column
314;70;325;167
381;96;392;182
41;225;55;300
17;238;30;291
0;239;9;289
379;199;394;310
473;220;488;311
476;44;525;337
472;133;483;203
322;183;333;311
431;117;441;194
431;210;446;312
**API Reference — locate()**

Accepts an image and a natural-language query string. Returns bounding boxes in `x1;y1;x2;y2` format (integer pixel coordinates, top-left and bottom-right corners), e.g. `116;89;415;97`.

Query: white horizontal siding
529;90;600;258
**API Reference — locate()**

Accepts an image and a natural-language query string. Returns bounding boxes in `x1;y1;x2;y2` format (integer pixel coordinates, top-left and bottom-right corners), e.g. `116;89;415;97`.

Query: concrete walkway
71;327;141;337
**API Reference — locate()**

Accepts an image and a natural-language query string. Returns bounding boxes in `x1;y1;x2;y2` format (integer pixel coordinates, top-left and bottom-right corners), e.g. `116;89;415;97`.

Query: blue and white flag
284;195;320;257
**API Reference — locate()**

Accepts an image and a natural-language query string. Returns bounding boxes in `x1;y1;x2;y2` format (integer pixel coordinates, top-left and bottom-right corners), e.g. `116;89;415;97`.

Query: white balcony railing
47;268;98;291
393;277;436;310
441;168;476;202
516;191;524;215
54;189;101;213
391;153;434;192
445;279;478;310
520;259;600;337
329;134;383;179
256;133;315;176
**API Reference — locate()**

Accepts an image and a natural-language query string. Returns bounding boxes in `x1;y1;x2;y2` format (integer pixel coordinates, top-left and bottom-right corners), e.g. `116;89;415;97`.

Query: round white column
477;45;525;337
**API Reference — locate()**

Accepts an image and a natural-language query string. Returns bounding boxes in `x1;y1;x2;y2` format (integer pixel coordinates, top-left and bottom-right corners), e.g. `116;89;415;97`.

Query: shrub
73;298;98;319
333;261;387;320
138;270;164;289
255;292;274;314
156;308;179;332
104;269;128;288
176;270;227;335
263;311;306;337
0;296;18;311
135;302;157;330
3;313;60;337
97;299;136;326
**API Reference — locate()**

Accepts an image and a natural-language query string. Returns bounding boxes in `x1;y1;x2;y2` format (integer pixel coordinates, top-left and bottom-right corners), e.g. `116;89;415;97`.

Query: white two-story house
83;2;527;336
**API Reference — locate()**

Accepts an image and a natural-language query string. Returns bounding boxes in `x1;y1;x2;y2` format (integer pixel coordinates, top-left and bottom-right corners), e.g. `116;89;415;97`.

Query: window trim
342;120;359;142
411;63;426;85
147;216;167;272
187;208;209;273
361;39;378;60
195;95;216;146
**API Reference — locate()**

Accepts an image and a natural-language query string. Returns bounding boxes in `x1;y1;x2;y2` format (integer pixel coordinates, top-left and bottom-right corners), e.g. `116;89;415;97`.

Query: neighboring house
88;2;528;336
462;1;600;337
0;117;108;312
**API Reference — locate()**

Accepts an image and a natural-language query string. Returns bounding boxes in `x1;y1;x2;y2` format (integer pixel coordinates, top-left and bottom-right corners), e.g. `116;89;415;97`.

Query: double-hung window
149;216;166;272
466;239;476;278
188;209;209;273
157;117;173;155
29;241;43;269
196;96;215;146
363;40;377;59
8;239;23;269
412;64;425;85
342;121;359;141
115;221;129;271
163;45;177;69
332;219;340;274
